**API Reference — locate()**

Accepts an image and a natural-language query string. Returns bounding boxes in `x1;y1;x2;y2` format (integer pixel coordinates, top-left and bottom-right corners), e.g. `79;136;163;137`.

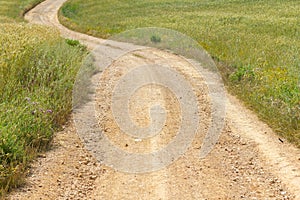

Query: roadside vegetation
0;0;45;22
59;0;300;146
0;0;87;196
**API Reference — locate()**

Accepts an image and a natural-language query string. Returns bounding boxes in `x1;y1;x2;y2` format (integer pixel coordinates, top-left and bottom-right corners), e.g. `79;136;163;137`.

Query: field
59;0;300;146
0;0;45;22
0;0;87;196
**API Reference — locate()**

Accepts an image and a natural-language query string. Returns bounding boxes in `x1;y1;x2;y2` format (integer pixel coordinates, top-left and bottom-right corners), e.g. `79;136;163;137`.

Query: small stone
269;179;275;184
240;140;247;145
90;175;98;180
280;191;287;195
38;154;46;158
82;160;89;165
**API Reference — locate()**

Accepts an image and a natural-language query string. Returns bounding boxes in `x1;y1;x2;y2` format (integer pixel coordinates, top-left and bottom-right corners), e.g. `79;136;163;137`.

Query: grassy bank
0;0;88;196
59;0;300;146
0;0;45;22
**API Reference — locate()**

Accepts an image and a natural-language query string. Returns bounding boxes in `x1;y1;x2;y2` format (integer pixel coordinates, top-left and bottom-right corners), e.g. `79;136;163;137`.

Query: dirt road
8;0;300;199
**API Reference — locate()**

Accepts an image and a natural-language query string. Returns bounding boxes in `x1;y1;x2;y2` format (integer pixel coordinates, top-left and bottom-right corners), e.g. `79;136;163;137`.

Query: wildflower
25;97;31;102
46;109;53;114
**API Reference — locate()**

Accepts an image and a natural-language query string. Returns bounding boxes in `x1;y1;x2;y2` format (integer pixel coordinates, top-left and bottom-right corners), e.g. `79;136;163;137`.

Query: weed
0;23;87;196
151;35;161;43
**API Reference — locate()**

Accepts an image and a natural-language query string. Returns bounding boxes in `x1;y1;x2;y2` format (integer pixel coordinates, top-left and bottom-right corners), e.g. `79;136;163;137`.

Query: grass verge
0;0;45;22
59;0;300;146
0;23;87;197
0;0;88;196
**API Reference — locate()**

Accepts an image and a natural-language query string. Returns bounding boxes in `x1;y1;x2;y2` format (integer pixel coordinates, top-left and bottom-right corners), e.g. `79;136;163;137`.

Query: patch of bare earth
8;118;295;199
8;48;296;200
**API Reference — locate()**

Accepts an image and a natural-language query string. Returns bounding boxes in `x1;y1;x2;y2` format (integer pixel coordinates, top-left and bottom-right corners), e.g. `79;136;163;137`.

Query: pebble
281;191;287;195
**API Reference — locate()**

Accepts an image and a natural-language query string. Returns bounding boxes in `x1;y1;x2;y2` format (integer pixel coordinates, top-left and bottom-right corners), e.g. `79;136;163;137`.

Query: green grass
59;0;300;146
0;0;88;197
0;24;87;197
0;0;45;22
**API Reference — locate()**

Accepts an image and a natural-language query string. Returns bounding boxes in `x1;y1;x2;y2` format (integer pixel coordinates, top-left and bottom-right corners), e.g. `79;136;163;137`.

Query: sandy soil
7;0;300;199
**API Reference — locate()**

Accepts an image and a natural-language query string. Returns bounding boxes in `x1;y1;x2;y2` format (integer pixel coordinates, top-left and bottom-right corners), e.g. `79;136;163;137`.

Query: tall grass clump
0;23;87;196
60;0;300;147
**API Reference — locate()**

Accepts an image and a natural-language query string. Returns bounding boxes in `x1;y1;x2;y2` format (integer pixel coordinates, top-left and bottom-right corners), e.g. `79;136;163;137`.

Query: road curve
8;0;300;199
25;0;103;49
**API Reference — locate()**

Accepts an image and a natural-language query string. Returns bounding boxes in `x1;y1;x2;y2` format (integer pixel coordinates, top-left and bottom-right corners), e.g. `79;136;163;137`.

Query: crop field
60;0;300;146
0;1;87;196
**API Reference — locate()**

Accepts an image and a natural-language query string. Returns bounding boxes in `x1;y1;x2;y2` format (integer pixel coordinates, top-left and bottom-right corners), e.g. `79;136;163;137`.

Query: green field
0;0;87;196
60;0;300;146
0;0;45;22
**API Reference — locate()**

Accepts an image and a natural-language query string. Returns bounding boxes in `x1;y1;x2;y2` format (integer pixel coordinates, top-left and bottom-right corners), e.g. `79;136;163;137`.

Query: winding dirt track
8;0;300;199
